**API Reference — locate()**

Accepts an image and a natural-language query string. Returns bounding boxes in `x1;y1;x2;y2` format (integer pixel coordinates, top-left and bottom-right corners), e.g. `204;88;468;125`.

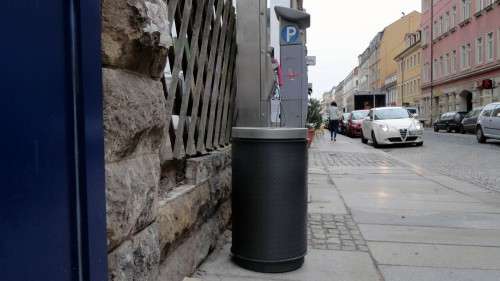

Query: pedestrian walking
328;101;341;142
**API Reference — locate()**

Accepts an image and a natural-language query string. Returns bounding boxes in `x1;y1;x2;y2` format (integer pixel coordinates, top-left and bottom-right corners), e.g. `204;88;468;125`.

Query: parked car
404;106;426;124
339;113;350;134
433;111;467;133
476;102;500;143
346;110;369;137
460;107;483;134
361;107;424;148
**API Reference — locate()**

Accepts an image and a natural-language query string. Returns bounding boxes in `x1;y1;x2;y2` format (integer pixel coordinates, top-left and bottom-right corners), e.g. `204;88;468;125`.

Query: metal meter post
275;7;310;128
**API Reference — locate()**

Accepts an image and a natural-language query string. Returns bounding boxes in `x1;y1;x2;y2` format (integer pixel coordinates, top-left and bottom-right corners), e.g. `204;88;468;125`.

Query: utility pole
429;2;434;125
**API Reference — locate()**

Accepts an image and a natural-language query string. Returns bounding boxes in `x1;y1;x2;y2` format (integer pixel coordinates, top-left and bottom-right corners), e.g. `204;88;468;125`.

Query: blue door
0;1;107;281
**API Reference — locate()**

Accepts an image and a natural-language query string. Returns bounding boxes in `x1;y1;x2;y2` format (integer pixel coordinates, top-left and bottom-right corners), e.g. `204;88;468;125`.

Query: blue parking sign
281;25;299;44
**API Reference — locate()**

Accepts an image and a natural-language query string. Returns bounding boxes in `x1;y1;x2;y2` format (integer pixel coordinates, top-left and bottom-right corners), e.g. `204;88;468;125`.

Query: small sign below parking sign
281;25;299;44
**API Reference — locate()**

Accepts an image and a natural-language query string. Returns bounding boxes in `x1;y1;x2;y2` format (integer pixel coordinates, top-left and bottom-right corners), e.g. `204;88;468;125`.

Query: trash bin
231;127;308;273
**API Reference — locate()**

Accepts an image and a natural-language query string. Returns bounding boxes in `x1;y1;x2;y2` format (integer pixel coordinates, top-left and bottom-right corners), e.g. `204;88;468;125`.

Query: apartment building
342;67;360;112
378;12;422;93
394;31;423;108
334;81;345;110
421;0;500;122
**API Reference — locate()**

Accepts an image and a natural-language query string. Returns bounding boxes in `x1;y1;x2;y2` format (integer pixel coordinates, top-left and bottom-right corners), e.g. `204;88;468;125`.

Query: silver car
476;102;500;143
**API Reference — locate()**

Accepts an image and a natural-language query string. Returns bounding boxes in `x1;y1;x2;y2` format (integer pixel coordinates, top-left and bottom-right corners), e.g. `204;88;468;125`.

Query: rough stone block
106;153;160;249
206;167;231;206
157;184;211;254
108;223;160;281
102;0;172;78
185;148;231;185
158;163;231;256
103;68;167;162
159;201;231;281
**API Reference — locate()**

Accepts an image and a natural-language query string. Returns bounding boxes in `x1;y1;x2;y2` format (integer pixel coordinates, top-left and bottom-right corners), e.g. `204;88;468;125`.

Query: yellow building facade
377;11;421;92
394;31;423;107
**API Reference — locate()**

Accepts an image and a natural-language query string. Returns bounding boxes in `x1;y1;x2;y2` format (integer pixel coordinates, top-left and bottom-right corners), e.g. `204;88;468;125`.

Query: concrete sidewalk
195;133;500;281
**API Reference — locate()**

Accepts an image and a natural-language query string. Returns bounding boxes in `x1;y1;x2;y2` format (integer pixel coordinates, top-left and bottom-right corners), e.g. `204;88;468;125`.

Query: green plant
307;98;323;130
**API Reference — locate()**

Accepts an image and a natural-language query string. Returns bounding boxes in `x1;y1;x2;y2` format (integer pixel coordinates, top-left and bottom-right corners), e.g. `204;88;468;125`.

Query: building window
444;12;450;32
467;43;472;67
451;6;457;27
417;52;421;65
498;29;500;60
444;53;450;76
476;0;484;13
461;44;471;69
433;59;438;79
486;32;494;62
439;16;444;35
462;0;471;20
476;37;483;64
433;20;438;39
439;56;444;78
451;50;457;73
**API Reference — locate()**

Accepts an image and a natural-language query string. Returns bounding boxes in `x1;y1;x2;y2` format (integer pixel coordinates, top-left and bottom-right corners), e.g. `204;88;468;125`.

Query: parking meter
274;6;310;128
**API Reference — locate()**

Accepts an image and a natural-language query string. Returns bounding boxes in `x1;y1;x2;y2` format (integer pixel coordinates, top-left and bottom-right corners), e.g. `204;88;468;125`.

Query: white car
361;107;424;147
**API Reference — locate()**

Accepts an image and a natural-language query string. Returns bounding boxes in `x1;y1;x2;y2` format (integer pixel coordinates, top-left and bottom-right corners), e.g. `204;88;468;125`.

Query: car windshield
441;113;454;120
406;108;417;115
470;108;482;117
352;111;368;120
374;108;410;120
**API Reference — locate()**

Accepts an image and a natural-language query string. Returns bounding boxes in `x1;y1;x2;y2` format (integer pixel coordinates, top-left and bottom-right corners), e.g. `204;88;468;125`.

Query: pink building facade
421;0;500;123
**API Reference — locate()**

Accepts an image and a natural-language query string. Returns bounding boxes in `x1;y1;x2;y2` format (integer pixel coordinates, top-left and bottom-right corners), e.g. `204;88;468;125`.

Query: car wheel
371;131;380;148
361;133;368;144
434;126;439;132
476;126;487;144
446;126;452;133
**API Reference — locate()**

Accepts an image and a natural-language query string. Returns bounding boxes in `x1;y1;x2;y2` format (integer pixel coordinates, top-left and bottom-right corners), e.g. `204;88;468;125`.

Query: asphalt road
381;129;500;192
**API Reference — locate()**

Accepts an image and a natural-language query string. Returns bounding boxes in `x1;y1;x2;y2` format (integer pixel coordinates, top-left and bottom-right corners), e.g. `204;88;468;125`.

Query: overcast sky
303;0;421;100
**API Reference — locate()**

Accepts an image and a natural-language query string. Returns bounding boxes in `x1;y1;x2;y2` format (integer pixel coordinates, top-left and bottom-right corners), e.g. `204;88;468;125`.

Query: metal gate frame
70;0;108;280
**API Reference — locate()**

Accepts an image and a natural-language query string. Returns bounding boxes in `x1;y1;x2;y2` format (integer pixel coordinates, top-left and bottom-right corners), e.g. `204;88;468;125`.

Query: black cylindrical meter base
231;128;308;273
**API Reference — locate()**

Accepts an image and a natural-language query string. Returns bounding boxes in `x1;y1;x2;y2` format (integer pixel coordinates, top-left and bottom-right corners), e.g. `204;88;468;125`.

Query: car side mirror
364;116;371;121
411;113;419;118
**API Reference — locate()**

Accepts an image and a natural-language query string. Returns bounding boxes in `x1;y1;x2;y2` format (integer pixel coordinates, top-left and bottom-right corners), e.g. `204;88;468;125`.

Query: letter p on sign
286;26;297;42
282;25;299;44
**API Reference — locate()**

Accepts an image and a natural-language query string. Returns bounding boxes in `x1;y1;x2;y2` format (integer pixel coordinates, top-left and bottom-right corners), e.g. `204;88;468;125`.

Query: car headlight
414;122;422;130
380;124;389;132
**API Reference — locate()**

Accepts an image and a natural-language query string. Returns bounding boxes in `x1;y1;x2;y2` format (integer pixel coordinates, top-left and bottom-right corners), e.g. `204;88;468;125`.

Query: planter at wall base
307;128;315;147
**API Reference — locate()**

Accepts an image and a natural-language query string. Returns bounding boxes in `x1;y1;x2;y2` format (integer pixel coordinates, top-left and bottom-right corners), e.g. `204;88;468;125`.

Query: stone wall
102;0;236;280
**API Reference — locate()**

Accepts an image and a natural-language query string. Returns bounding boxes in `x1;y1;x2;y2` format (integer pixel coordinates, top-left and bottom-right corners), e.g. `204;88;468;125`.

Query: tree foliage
307;98;323;130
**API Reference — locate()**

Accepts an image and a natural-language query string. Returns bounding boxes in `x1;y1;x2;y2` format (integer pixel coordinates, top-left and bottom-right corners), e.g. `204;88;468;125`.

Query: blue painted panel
0;1;106;280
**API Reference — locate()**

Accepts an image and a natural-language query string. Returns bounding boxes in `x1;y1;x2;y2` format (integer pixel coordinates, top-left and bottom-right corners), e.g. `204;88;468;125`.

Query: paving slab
352;209;500;230
308;174;330;185
345;199;500;213
380;265;500;281
359;224;500;246
328;168;416;177
308;184;348;214
369;241;500;270
197;245;381;281
335;181;479;204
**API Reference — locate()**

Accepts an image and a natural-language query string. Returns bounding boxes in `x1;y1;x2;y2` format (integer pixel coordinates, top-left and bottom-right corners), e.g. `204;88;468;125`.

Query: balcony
458;17;471;27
